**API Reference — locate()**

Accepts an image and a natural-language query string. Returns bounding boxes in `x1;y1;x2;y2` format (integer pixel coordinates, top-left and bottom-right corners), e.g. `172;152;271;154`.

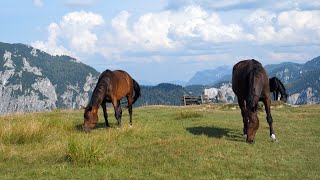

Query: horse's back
108;70;134;98
112;70;134;88
232;59;269;99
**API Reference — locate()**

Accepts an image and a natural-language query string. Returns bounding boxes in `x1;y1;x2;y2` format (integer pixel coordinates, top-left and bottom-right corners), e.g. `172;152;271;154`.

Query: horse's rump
232;60;268;96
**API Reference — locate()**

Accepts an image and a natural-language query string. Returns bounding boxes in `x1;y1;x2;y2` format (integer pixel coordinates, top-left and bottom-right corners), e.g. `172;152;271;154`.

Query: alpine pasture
0;103;319;179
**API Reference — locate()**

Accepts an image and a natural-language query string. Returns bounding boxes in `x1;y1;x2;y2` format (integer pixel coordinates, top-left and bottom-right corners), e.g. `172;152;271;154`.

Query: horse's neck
277;81;286;95
89;95;103;109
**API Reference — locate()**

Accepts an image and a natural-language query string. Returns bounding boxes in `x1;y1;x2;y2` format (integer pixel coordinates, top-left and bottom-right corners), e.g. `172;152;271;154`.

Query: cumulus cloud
102;5;251;59
33;0;43;8
32;11;104;57
32;23;75;57
33;4;320;64
244;10;320;45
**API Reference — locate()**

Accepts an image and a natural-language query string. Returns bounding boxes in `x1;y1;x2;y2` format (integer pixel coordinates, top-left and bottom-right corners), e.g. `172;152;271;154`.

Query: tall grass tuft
65;135;105;166
0;120;49;144
174;111;204;120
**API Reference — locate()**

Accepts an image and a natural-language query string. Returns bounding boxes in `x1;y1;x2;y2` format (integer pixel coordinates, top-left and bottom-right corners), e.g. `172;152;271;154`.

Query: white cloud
245;9;276;26
102;5;251;58
168;5;251;42
245;10;320;44
33;4;320;67
32;23;75;57
32;11;104;57
60;11;104;52
33;0;43;8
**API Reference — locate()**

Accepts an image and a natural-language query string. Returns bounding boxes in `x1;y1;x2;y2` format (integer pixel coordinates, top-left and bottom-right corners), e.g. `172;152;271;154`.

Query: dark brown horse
232;59;277;143
269;77;288;102
83;70;141;132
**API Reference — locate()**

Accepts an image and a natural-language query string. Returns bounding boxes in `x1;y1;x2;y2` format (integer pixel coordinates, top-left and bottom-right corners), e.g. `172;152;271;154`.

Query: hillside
187;65;231;85
137;83;190;106
0;42;99;114
0;104;319;179
1;42;320;114
266;56;320;104
187;57;320;105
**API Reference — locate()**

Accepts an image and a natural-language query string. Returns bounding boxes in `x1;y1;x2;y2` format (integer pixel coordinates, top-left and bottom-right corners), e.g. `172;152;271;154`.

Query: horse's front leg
101;101;109;127
273;91;276;101
263;96;278;142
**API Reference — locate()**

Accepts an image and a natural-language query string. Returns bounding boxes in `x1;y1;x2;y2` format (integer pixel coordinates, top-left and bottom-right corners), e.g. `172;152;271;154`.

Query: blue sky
1;0;320;84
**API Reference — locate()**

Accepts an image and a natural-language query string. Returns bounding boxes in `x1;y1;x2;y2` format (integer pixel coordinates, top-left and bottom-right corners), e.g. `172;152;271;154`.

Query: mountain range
0;42;99;114
1;42;319;114
185;57;320;105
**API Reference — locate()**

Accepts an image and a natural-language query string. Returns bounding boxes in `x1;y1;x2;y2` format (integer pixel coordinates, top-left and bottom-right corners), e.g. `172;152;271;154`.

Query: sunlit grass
0;104;319;179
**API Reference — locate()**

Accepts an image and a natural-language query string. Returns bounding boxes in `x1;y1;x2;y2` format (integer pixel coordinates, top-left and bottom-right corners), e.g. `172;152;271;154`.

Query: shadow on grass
186;126;244;142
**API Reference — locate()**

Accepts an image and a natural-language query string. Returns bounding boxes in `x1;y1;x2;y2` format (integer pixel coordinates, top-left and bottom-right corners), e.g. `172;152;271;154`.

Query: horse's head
246;111;259;143
83;106;98;133
280;94;288;103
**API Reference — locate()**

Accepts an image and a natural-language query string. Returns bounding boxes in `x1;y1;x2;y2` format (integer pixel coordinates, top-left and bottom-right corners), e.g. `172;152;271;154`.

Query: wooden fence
181;95;210;106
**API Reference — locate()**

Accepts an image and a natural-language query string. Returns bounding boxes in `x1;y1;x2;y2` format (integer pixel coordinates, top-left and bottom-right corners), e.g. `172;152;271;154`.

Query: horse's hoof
129;125;133;128
270;134;278;143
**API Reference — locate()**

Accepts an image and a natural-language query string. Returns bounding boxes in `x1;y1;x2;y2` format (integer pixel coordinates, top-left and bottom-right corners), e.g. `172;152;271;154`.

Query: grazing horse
269;77;288;102
232;59;277;143
83;70;141;132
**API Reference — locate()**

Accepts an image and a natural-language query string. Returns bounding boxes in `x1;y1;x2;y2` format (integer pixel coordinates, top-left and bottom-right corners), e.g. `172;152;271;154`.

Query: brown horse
83;70;141;132
232;59;277;143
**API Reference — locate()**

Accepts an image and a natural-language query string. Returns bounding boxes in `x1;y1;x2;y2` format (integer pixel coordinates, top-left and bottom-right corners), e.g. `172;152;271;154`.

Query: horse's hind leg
263;96;277;142
127;95;133;128
112;100;122;128
101;101;109;127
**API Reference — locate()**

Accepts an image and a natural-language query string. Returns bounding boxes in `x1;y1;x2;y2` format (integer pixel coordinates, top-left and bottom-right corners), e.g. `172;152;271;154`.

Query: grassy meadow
0;103;319;179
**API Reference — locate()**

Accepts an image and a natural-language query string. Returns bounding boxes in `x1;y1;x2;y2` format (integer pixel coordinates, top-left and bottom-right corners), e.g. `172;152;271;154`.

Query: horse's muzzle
246;139;255;144
82;125;91;133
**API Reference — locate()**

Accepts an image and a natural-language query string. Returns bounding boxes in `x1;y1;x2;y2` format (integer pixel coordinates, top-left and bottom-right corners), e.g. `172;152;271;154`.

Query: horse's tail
247;70;258;111
132;79;141;104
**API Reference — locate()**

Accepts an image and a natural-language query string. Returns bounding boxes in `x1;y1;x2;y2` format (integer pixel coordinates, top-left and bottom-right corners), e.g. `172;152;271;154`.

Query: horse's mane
247;60;265;111
269;77;276;92
88;70;112;107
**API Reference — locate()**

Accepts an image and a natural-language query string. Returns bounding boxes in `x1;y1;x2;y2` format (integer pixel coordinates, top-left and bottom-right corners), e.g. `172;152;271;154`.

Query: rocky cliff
0;42;99;114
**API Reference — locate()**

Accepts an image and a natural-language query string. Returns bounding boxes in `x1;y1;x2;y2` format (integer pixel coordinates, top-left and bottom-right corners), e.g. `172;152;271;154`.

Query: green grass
0;104;319;179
